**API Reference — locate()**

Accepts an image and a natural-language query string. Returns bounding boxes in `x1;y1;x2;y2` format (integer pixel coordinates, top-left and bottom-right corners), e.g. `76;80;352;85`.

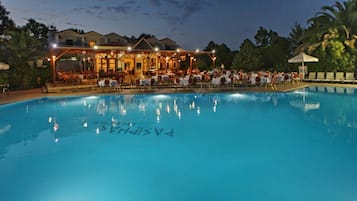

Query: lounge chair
344;72;355;83
305;72;316;82
315;72;325;82
334;72;344;82
325;72;335;82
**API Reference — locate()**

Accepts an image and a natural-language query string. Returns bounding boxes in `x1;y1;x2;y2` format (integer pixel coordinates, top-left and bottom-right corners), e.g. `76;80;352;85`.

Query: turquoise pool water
0;86;357;201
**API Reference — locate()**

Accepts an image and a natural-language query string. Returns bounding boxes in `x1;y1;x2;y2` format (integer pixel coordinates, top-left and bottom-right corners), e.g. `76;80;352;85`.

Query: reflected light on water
85;96;99;100
293;90;309;96
177;111;181;119
53;122;59;131
139;104;145;112
229;93;251;100
120;106;127;115
0;124;11;135
152;94;170;100
166;104;170;113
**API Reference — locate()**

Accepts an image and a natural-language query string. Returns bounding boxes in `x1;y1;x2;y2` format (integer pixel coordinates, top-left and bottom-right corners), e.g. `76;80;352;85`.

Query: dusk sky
2;0;337;50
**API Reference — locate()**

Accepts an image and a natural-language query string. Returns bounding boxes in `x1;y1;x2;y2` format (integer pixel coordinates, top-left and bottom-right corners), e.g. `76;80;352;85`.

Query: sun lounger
334;72;344;82
325;72;335;82
344;72;355;83
315;72;325;82
305;72;316;82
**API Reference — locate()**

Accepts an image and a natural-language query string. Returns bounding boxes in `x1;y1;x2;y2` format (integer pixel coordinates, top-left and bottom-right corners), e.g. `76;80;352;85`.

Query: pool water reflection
0;86;357;201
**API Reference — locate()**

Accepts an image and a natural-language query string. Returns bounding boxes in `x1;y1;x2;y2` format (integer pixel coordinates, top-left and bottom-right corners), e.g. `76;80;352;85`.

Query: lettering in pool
94;120;174;137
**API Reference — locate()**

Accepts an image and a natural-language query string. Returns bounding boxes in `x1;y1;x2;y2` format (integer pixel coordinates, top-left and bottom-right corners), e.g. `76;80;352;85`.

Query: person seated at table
109;77;117;87
98;79;105;87
202;71;211;82
211;74;221;85
179;75;189;86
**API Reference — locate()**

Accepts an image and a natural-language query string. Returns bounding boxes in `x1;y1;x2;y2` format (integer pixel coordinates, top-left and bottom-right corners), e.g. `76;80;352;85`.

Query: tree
196;41;234;70
289;22;306;55
232;39;262;71
254;27;270;47
299;0;357;71
138;33;155;39
252;27;290;71
21;18;52;64
4;29;40;88
0;1;15;35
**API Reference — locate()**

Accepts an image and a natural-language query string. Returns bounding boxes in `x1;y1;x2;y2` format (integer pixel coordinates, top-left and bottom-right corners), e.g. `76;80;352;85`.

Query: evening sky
2;0;337;50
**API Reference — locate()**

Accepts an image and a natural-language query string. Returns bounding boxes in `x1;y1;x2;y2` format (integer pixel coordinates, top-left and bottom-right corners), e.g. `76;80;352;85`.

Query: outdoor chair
306;72;316;82
334;72;344;82
344;72;355;83
1;83;9;96
315;72;325;82
325;72;335;82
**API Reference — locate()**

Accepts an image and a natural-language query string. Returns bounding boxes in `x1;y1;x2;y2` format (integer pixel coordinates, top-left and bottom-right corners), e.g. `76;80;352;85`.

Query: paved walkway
0;82;355;105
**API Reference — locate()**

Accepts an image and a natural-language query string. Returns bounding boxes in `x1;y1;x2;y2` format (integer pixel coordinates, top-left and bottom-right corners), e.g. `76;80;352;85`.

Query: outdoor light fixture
154;47;159;51
195;49;199;53
52;43;57;48
177;48;180;52
212;50;216;53
93;45;98;49
127;46;132;51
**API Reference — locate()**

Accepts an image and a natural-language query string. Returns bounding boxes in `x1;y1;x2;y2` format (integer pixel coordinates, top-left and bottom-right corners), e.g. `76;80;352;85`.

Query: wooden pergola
49;42;216;84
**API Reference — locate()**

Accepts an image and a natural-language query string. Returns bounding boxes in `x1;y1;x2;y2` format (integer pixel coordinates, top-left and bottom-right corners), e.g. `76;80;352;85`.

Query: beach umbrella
0;62;9;70
288;52;318;78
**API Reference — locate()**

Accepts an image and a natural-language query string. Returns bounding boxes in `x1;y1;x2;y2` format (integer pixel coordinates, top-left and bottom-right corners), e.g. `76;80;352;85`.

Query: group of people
95;68;300;90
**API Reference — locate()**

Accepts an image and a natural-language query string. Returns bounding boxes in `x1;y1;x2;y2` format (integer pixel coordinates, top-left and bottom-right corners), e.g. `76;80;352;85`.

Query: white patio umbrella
0;62;10;70
288;52;319;78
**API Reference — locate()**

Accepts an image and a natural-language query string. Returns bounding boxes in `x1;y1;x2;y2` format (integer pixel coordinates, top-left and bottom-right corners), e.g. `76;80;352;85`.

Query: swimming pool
0;86;356;201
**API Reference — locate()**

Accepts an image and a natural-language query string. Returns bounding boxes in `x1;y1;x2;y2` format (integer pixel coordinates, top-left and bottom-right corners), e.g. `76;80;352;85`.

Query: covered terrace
49;38;216;87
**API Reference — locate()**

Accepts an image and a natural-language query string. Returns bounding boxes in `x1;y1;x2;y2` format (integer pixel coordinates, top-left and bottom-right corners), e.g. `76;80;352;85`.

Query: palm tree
305;0;357;51
289;22;306;55
295;0;357;72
